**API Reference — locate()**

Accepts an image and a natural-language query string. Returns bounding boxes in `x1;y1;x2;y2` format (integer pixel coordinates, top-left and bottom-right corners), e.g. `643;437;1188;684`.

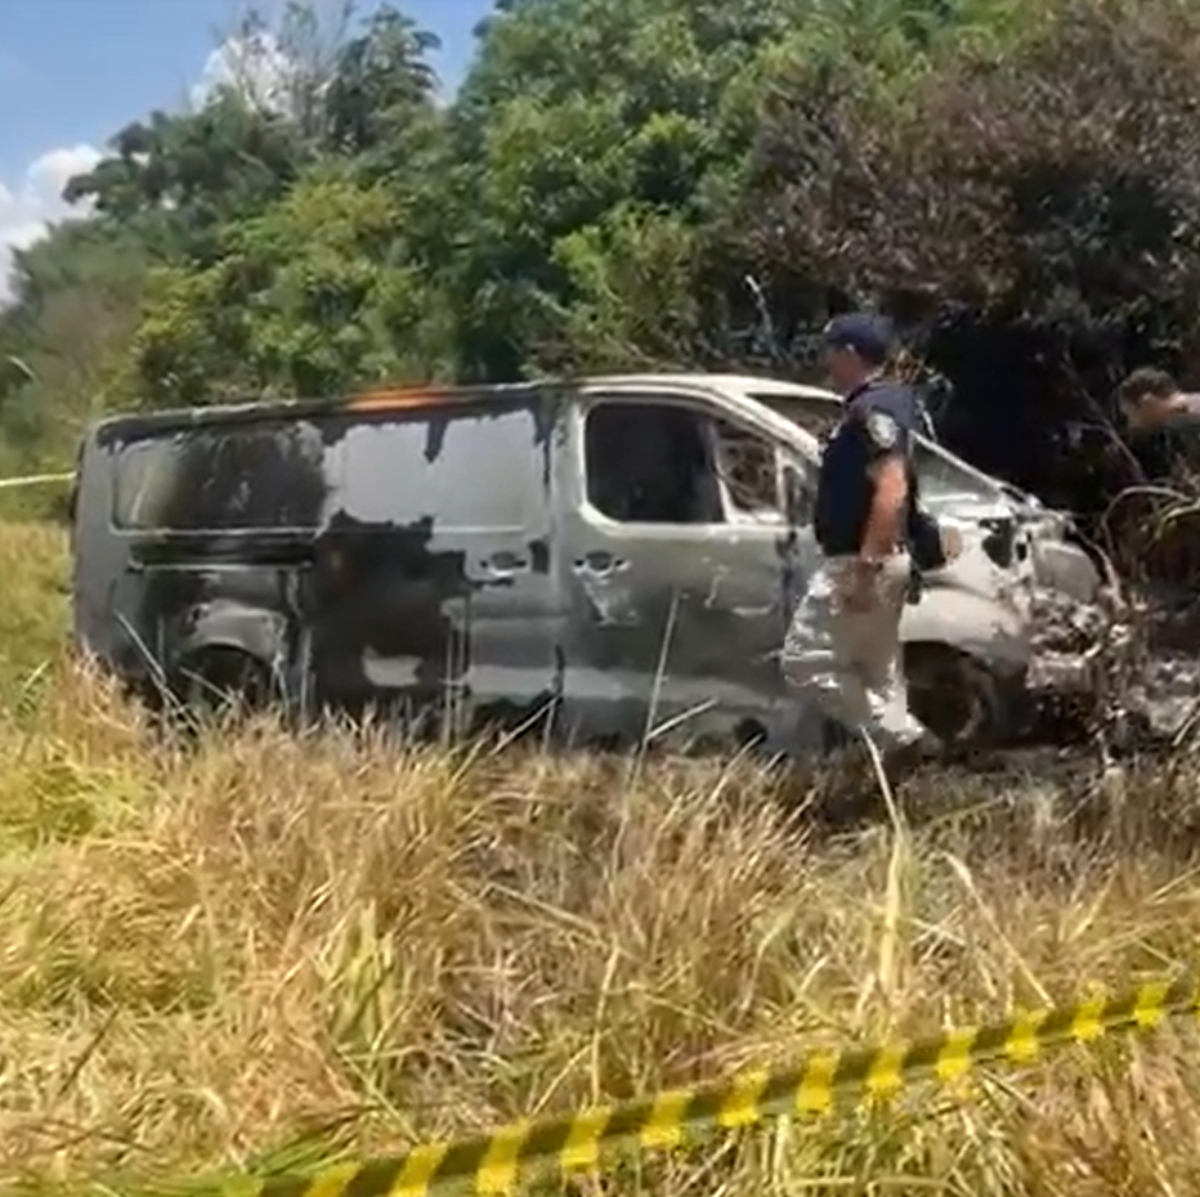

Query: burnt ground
778;734;1200;845
769;580;1200;832
1022;576;1200;748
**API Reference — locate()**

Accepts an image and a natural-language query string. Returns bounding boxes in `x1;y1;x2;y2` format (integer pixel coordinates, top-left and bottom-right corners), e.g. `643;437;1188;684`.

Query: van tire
174;646;272;720
904;643;1006;747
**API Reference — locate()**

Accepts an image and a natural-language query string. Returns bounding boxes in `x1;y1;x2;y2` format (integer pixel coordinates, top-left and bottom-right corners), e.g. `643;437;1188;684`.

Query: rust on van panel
345;385;455;411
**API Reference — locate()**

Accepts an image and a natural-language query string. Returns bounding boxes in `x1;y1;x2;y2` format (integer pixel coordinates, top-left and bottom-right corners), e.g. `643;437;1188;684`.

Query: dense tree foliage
4;0;1200;536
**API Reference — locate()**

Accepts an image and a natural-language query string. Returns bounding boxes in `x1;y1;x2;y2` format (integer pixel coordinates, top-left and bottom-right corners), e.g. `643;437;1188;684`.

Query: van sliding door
310;395;561;734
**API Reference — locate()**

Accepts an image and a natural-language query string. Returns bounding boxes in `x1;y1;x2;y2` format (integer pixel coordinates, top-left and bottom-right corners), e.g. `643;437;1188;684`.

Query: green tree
0;223;149;465
63;95;306;264
131;170;452;405
61;1;448;407
323;4;441;156
440;0;1014;378
0;0;1175;516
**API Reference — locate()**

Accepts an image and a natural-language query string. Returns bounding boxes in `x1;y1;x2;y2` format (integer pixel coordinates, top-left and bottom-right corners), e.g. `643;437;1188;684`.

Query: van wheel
175;647;272;719
904;643;1004;747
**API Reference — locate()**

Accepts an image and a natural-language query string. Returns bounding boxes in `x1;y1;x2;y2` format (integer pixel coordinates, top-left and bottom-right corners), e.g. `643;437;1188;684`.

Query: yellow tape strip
217;973;1196;1197
0;471;74;490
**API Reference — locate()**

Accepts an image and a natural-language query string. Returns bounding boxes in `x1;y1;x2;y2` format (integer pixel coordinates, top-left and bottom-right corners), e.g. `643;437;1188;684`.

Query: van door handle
574;550;627;577
481;550;529;578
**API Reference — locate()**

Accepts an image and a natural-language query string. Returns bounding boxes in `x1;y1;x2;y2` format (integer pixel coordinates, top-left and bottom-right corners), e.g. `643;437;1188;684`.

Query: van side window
752;393;840;439
333;403;542;529
710;417;784;522
584;402;724;524
112;421;327;530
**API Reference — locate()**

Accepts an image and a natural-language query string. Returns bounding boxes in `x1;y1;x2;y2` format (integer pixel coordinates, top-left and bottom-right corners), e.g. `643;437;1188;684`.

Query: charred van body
71;374;1107;752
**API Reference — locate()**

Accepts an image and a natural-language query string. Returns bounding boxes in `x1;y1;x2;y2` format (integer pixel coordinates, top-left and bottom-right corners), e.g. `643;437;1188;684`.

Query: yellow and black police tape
0;470;73;490
192;970;1198;1197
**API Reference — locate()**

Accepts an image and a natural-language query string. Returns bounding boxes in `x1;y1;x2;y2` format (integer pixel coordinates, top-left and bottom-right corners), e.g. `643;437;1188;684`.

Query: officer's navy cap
822;313;894;364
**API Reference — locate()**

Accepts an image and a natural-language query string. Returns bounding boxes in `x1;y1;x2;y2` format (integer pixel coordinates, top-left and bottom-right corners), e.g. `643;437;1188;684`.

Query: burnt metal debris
67;373;1180;757
1023;578;1200;750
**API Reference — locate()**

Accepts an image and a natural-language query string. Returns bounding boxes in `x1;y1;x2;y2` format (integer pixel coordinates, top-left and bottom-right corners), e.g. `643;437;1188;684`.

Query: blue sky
0;0;493;295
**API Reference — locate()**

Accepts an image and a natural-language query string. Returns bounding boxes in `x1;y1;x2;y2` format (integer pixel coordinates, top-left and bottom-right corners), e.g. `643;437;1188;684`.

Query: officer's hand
940;525;964;563
839;559;879;611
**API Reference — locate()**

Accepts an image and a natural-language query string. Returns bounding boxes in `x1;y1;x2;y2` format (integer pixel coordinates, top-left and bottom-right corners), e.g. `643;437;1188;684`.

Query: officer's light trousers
782;553;929;752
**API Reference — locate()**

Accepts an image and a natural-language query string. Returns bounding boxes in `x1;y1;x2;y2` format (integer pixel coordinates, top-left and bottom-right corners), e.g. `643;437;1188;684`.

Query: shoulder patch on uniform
866;410;900;449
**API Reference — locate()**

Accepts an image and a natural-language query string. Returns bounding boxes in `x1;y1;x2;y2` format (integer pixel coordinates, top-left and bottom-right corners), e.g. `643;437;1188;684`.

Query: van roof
90;381;536;438
88;373;842;439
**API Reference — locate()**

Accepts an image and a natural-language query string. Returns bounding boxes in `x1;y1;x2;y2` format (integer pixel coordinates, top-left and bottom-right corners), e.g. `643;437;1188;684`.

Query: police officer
782;313;944;771
1116;367;1200;482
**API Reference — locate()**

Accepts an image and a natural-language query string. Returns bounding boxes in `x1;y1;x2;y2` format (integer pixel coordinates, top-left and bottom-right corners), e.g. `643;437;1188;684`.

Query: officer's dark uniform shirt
814;377;918;556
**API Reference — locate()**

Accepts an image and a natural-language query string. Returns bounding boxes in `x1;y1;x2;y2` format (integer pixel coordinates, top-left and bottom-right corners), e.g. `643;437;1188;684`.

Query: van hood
766;401;1073;537
920;483;1050;526
919;475;1075;532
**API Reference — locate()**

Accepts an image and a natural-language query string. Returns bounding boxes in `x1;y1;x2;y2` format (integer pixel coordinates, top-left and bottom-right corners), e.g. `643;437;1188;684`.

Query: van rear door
70;427;120;663
77;415;331;702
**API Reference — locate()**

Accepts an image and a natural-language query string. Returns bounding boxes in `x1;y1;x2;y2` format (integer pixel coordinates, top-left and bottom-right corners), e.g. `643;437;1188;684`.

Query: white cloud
191;30;296;113
1;28;303;305
0;143;101;304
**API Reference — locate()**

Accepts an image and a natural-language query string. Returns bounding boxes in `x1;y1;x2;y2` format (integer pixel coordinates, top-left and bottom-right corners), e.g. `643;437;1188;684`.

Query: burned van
71;374;1104;751
72;384;563;730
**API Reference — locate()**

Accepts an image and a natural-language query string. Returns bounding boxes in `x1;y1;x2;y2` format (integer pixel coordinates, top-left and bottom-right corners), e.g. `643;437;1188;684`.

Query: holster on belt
905;562;923;605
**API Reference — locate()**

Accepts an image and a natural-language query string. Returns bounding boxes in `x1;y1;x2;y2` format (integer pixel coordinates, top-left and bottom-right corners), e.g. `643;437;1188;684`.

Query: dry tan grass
1;519;1200;1195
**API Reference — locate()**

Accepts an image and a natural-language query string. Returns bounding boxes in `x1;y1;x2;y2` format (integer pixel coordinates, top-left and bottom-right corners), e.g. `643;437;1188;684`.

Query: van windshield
751;391;1008;504
911;438;1008;503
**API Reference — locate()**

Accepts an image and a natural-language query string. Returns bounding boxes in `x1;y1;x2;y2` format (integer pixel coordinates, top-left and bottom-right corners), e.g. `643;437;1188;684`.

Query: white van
73;372;1105;753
